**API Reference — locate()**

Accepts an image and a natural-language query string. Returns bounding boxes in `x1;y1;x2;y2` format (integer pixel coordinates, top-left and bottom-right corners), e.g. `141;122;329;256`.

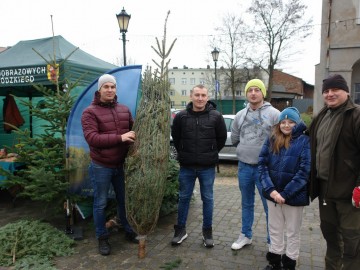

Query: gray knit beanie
98;74;116;90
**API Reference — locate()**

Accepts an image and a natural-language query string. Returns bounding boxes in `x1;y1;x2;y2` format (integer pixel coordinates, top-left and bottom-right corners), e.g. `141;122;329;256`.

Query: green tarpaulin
0;35;117;147
0;35;117;96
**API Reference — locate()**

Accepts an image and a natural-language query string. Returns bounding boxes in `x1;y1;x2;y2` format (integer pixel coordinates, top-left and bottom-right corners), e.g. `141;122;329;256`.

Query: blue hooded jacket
258;121;310;206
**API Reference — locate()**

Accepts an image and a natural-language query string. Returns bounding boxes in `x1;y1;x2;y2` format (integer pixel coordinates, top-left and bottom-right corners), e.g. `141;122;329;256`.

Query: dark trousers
318;197;360;270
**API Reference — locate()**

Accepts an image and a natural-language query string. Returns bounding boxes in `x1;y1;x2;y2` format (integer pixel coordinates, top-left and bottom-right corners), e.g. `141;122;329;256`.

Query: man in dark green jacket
309;74;360;270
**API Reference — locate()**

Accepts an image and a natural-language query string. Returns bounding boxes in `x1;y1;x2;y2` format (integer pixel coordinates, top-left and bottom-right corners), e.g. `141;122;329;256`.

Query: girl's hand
274;193;285;204
270;191;285;204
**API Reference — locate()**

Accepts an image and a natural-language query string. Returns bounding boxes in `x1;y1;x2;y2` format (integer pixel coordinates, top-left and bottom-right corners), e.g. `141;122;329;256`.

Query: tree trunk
138;235;147;259
267;65;274;102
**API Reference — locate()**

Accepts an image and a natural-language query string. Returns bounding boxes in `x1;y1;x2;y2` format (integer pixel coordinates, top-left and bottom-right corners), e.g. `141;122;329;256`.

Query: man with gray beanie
82;73;138;256
309;74;360;269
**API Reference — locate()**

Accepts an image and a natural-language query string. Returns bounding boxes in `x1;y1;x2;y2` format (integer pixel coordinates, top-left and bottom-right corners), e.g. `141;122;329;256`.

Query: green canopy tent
0;35;117;147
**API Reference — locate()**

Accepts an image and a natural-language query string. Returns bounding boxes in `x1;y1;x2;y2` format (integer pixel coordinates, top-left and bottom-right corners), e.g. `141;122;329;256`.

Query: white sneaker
231;234;252;250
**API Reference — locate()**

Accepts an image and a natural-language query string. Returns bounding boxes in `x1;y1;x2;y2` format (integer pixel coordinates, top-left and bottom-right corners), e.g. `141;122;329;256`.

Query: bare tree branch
245;0;313;100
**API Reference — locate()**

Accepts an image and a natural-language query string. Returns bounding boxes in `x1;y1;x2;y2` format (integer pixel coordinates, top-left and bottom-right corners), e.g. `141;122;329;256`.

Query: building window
355;83;360;104
224;90;229;96
181;101;187;107
169;78;175;84
181;90;187;96
190;78;196;85
199;78;205;85
170;90;175;96
181;78;187;85
236;91;241;96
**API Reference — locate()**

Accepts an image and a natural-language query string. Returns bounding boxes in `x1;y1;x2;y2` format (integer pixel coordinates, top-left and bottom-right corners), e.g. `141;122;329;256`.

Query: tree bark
138;235;146;259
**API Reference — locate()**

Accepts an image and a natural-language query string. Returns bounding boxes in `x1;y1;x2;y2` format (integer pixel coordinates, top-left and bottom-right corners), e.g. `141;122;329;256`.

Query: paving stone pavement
0;167;326;270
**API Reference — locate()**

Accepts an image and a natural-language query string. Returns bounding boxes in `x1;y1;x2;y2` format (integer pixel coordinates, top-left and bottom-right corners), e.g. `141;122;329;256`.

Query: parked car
169;114;237;161
170;109;182;126
218;115;237;161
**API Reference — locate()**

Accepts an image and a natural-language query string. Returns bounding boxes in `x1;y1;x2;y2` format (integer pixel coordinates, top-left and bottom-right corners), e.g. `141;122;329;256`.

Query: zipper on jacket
196;117;199;159
323;181;328;206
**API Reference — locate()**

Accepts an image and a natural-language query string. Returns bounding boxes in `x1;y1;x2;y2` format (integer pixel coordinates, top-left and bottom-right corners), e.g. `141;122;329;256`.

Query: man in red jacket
81;74;138;256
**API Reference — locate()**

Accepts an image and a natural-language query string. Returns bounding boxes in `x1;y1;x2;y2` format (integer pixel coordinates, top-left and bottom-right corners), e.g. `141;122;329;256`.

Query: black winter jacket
171;101;227;168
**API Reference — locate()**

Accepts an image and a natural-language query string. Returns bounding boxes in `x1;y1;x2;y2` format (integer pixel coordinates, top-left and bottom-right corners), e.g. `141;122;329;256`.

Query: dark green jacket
309;98;360;201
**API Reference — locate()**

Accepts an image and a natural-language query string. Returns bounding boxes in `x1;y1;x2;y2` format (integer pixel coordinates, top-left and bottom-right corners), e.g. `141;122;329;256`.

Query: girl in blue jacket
258;107;310;270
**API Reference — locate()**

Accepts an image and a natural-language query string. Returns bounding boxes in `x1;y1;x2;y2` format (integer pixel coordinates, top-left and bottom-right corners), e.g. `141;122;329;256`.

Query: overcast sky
0;0;322;84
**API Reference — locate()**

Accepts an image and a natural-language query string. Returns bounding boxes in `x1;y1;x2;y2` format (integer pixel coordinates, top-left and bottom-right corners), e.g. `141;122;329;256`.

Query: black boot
98;235;111;256
171;225;188;245
282;254;296;270
263;252;282;270
202;227;214;248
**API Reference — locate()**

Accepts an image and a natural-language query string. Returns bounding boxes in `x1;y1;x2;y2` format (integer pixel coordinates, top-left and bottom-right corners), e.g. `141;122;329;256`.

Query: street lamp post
211;48;220;102
116;7;131;66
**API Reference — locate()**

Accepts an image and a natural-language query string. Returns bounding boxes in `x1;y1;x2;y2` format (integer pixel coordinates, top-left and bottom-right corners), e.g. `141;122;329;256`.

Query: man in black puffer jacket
171;84;227;248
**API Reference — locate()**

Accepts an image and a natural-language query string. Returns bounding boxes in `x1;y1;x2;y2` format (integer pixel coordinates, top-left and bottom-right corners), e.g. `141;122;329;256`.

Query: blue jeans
238;161;269;243
177;166;215;229
89;161;133;238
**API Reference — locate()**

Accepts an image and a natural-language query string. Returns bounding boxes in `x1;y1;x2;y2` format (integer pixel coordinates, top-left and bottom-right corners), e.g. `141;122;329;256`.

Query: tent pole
29;94;33;138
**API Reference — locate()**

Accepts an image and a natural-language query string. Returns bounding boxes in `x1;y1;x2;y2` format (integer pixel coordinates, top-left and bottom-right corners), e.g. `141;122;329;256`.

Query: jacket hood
245;101;272;111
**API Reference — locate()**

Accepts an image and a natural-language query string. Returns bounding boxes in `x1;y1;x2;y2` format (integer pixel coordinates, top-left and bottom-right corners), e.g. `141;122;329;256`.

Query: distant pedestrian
171;85;227;248
309;74;360;269
259;107;310;270
230;79;280;250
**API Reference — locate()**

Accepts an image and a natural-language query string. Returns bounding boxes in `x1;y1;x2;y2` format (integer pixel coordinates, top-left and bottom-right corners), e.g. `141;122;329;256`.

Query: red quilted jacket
81;92;134;168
